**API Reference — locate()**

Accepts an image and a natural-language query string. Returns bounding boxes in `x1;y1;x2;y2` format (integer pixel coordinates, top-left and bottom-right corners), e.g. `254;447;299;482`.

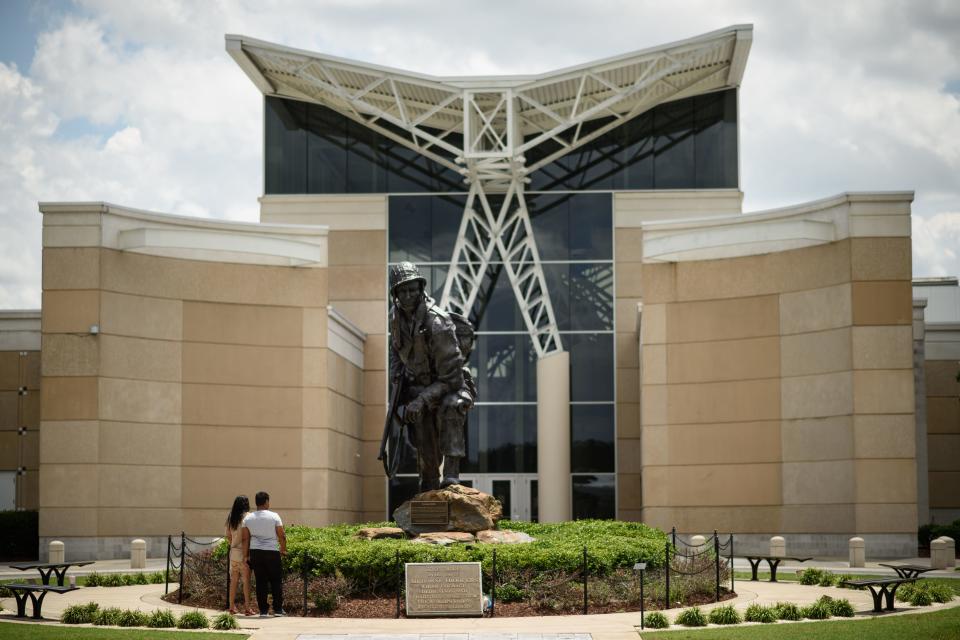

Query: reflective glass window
469;334;537;403
568;193;612;260
265;97;307;194
620;111;654;189
347;118;386;192
463;405;537;473
571;404;615;472
388;195;465;263
474;266;524;332
567;333;614;401
305;103;347;193
572;475;615;519
653;97;696;188
388;476;419;514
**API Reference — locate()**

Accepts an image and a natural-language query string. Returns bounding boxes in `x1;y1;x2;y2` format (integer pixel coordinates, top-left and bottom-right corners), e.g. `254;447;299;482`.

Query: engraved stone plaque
410;500;449;526
405;562;483;617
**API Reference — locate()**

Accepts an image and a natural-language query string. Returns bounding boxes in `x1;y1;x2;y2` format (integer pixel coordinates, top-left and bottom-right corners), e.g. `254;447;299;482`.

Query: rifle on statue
378;375;407;478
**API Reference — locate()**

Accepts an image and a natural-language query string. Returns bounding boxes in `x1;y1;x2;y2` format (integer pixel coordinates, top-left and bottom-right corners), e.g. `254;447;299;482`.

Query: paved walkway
2;563;958;639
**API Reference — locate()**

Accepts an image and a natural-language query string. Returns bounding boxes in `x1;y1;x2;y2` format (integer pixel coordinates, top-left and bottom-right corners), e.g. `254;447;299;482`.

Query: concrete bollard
942;537;956;568
848;537;865;568
49;540;65;564
690;535;707;547
130;539;146;569
770;536;785;557
931;538;947;569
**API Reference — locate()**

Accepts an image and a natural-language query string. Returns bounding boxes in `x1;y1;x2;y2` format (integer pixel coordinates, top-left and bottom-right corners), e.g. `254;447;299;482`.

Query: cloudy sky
1;0;958;308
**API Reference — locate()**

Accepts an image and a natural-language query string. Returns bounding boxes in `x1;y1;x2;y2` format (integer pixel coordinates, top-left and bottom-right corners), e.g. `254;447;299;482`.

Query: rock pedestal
393;484;503;536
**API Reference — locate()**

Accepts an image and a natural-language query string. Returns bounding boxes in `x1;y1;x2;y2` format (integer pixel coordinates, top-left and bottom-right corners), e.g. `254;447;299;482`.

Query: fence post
729;534;735;593
491;548;497;617
395;549;401;618
582;546;588;615
225;550;231;610
714;530;720;602
165;535;172;595
178;531;185;604
664;540;670;610
671;526;677;549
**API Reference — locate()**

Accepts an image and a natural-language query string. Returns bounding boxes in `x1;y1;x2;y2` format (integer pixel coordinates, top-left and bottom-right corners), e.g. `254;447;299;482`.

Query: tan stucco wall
638;236;917;537
38;236;363;548
0;334;40;510
925;352;960;521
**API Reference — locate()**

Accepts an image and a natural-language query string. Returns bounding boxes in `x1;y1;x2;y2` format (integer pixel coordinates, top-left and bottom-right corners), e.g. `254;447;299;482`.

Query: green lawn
0;622;248;639
640;605;960;639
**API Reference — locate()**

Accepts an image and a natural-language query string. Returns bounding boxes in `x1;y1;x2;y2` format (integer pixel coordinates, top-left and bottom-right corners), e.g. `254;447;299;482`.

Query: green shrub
83;572;102;587
116;609;149;627
314;592;338;614
496;582;526;603
898;581;954;605
643;611;669;629
212;612;240;630
92;607;124;626
744;603;778;623
911;589;933;606
829;598;855;617
774;601;802;621
148;571;166;584
707;604;742;625
675;606;707;627
146;609;177;628
101;573;125;587
61;602;99;624
133;572;149;585
928;583;955;603
798;567;825;585
176;610;209;629
801;599;832;620
817;572;837;587
919;519;960;547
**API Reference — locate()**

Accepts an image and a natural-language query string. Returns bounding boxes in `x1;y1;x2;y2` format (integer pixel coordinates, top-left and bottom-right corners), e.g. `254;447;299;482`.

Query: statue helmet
389;261;427;295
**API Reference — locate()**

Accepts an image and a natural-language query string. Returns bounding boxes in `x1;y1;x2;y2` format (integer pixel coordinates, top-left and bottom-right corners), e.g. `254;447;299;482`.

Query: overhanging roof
226;25;751;169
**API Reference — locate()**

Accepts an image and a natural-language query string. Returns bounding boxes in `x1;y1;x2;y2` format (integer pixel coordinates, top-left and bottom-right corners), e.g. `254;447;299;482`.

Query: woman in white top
225;495;255;615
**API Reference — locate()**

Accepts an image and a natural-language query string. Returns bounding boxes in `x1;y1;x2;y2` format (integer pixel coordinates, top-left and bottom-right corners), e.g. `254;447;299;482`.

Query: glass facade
263;88;739;521
264;90;737;195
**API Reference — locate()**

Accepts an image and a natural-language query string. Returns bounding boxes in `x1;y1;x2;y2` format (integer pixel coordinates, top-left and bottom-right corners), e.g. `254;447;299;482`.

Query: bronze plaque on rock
410;500;449;525
405;562;483;617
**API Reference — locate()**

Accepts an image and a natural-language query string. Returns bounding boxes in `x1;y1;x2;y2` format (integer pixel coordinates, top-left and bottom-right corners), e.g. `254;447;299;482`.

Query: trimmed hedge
919;520;960;548
214;520;668;593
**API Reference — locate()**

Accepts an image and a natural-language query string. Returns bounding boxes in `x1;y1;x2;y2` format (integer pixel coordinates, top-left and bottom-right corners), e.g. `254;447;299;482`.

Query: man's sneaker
272;610;286;617
258;612;271;618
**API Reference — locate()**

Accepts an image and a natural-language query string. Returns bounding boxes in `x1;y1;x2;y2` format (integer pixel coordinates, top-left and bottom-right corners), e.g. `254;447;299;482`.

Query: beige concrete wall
39;229;359;554
924;325;960;522
0;313;41;509
639;237;917;542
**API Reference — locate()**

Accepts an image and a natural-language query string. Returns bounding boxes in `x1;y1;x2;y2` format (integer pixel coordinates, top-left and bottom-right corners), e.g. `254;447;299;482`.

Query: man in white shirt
242;491;287;616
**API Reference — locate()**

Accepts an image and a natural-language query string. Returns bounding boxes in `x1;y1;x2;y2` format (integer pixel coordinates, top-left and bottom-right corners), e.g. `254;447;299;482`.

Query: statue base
393;484;503;536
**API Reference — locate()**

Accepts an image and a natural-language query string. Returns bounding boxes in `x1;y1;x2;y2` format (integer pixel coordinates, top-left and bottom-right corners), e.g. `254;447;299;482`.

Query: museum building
1;24;958;559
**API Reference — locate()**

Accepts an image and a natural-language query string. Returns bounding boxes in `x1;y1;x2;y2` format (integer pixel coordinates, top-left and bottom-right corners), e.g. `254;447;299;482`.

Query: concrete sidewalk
2;571;959;640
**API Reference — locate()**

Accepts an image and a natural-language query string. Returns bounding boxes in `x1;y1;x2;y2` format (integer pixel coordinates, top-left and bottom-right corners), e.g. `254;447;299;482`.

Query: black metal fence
164;532;223;606
663;527;734;609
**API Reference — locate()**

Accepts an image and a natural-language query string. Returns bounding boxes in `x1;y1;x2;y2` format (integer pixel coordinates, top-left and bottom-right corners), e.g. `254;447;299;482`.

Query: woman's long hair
226;495;250;531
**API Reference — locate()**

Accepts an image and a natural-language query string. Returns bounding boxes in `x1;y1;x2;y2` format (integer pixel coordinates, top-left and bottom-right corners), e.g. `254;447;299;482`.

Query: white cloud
1;0;959;307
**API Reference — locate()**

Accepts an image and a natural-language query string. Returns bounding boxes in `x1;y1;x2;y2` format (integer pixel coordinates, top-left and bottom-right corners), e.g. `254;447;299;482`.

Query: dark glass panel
621;111;654;189
721;89;739;188
430;195;465;262
693;91;728;189
653;97;696;188
571;404;615;472
305;102;347;193
542;263;570;331
530;479;538;523
388;476;419;515
566;333;614;401
529;193;569;261
469;334;537;402
491;480;512;519
346;117;386;192
568;193;612;260
463;405;537;473
388;196;432;263
474;265;524;331
264;97;307;194
569;263;613;331
572;475;615;519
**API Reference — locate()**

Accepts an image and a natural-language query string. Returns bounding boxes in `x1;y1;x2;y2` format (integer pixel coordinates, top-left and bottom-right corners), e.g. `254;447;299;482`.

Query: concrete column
769;536;785;557
537;351;571;523
849;537;865;568
48;540;64;564
931;538;947;569
130;539;146;569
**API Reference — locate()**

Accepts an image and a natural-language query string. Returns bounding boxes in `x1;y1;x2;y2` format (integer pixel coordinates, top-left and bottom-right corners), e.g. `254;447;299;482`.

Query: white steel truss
227;26;752;356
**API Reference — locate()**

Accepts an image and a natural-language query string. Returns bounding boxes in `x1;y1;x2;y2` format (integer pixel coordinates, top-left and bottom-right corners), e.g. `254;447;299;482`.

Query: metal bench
741;555;813;582
9;560;94;586
4;583;79;619
841;577;915;612
878;563;935;579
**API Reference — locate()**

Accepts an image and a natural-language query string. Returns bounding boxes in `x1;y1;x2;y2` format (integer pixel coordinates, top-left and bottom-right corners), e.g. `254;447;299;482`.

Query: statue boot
440;456;461;488
419;477;440;493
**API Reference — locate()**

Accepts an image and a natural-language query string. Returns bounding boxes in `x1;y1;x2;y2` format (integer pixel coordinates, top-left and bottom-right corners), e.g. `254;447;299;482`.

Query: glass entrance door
460;474;535;521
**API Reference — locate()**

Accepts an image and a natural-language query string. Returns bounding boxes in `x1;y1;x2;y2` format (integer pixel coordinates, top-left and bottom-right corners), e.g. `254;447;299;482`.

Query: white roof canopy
226;25;752;174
